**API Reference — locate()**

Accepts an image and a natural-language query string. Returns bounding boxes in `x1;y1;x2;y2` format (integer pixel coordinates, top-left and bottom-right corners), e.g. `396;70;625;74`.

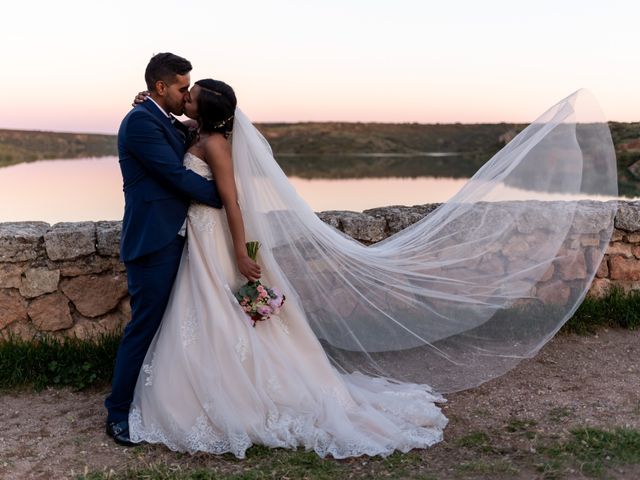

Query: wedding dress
129;90;617;457
128;152;448;458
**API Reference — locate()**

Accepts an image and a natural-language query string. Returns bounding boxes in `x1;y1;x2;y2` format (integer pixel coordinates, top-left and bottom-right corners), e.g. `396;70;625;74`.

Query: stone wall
1;202;639;341
0;221;128;341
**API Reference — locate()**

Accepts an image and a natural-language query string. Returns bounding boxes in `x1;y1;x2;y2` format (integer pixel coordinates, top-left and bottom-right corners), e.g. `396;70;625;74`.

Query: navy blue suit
105;100;222;423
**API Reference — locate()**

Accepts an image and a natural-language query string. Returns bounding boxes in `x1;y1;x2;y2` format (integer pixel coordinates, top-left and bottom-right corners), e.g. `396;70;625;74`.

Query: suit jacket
117;100;222;262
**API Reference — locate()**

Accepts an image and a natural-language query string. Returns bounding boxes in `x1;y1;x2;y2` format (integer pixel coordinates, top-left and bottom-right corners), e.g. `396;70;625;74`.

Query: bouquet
234;241;286;327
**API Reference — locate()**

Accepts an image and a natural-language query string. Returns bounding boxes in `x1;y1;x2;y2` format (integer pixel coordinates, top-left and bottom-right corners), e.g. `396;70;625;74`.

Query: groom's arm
125;111;222;208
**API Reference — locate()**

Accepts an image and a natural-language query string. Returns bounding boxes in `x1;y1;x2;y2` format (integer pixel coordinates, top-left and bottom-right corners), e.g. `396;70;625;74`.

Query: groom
105;52;222;446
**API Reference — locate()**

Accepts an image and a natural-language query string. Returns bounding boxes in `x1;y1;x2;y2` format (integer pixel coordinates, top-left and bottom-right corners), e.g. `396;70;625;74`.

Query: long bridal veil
230;89;617;393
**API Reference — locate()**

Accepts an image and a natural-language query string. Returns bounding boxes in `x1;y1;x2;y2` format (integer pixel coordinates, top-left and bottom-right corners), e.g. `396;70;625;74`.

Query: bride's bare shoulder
204;134;232;165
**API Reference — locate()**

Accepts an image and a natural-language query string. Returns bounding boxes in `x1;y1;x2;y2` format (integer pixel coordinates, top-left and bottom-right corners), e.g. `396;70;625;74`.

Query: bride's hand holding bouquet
236;243;261;283
235;241;286;327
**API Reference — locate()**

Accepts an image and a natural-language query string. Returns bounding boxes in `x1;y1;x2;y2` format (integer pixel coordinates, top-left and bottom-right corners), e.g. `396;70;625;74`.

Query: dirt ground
1;327;639;480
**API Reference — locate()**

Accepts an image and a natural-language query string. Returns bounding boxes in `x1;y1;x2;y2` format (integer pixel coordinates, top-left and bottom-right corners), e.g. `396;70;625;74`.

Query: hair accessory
213;114;235;129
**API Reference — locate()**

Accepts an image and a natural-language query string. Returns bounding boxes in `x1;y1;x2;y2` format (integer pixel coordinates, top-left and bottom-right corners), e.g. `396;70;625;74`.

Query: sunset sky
2;0;638;134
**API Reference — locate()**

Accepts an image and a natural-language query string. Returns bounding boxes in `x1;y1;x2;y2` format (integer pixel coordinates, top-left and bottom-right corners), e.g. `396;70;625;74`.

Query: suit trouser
104;235;186;423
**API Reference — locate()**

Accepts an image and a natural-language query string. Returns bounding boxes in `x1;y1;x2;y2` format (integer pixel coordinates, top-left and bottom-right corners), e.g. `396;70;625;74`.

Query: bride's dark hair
195;79;237;138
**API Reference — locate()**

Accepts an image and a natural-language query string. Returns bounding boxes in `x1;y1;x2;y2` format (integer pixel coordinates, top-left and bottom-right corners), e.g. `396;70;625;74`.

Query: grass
450;425;640;479
547;407;574;423
455;459;519;476
0;331;121;391
562;287;640;334
505;418;538;439
455;431;496;453
63;425;640;480
541;427;640;477
72;450;429;480
379;451;425;478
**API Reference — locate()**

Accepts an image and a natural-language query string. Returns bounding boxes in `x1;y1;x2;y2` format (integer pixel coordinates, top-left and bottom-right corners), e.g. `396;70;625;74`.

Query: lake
0;157;470;223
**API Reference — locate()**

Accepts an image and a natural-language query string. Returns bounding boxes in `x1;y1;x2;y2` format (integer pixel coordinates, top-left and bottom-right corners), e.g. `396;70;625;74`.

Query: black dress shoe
106;420;138;447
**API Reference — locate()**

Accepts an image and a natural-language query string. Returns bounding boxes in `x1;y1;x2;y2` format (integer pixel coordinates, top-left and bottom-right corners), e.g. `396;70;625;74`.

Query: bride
128;79;618;458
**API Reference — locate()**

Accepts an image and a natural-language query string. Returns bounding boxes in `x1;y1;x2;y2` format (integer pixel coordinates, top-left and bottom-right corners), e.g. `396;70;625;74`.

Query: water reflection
0;157;469;223
1;157;124;223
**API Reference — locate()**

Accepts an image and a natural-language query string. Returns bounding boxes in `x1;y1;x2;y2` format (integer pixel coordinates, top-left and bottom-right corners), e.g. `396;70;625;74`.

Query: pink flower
268;298;282;311
234;279;285;327
257;305;272;317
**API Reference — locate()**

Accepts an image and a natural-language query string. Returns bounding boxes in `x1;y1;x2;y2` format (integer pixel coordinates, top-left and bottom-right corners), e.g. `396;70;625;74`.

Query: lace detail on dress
235;336;248;362
142;352;156;387
185;414;250;457
266;375;282;397
130;375;448;459
130;407;253;458
184;152;218;232
181;308;197;347
188;204;217;232
184;152;213;179
129;407;180;450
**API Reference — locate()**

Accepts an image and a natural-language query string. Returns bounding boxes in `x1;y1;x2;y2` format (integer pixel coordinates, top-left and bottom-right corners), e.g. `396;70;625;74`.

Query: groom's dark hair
145;53;192;92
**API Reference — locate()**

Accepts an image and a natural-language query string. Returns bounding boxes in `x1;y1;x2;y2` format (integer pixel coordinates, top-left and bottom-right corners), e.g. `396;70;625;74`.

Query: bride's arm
204;135;261;282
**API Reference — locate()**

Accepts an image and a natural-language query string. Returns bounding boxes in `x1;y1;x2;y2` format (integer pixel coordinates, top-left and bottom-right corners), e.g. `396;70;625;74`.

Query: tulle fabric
129;154;448;457
229;89;617;393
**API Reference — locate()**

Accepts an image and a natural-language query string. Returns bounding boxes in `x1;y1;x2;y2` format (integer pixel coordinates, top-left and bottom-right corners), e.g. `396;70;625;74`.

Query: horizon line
2;118;638;137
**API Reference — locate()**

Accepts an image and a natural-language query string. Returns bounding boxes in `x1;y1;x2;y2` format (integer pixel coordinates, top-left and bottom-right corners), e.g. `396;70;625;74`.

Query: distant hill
0;129;115;165
257;122;514;154
257;122;516;182
1;122;638;196
608;122;640;197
